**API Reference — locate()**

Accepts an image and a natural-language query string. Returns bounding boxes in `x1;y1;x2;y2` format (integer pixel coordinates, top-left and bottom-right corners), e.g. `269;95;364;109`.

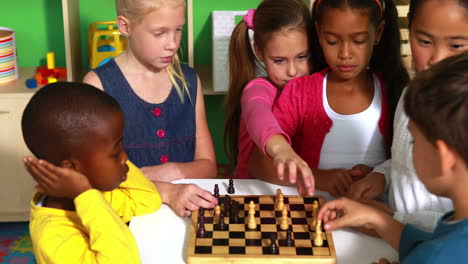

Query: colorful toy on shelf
34;52;67;85
88;21;127;69
26;78;37;88
0;27;18;86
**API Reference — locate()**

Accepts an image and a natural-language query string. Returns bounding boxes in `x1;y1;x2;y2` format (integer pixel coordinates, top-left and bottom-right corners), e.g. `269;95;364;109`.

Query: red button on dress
152;108;162;117
160;155;169;163
157;129;166;138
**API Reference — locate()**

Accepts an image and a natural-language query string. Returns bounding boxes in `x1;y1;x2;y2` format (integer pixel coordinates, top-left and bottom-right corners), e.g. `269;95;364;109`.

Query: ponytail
371;0;409;154
224;21;259;165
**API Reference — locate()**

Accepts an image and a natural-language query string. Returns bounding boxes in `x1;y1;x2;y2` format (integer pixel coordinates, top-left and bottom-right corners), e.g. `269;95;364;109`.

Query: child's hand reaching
347;172;386;200
317;197;378;231
23;156;92;199
157;182;218;217
319;198;404;251
271;147;315;196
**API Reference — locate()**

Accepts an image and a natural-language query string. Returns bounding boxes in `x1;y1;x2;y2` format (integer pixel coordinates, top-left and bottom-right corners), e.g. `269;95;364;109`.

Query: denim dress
94;59;197;168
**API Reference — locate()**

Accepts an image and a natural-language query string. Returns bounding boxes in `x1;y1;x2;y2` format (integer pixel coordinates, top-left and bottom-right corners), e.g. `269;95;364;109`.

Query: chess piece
197;216;206;238
198;207;204;223
276;193;284;211
214;184;219;199
224;195;231;217
227;179;235;194
248;201;257;229
280;206;289;230
230;201;239;223
218;212;226;230
214;205;221;216
269;233;278;254
314;220;323;246
285;229;293;247
311;200;319;229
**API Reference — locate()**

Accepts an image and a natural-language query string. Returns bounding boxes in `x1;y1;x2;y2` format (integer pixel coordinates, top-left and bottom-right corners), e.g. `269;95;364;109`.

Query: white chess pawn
248;201;257;229
276;193;284;211
280;206;289;230
214;205;221;223
311;200;319;228
314;220;323;246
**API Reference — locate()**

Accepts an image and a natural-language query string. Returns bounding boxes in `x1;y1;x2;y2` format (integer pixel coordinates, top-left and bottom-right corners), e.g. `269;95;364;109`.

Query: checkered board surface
187;195;336;264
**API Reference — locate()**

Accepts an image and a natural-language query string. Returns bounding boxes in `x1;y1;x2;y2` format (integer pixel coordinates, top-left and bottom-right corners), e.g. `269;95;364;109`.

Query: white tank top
318;74;386;170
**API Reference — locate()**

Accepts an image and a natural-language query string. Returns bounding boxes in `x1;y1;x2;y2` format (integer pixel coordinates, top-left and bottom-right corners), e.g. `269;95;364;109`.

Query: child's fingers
299;165;314;195
192;194;217;209
32;160;59;182
276;162;285;181
297;183;306;196
287;162;297;184
26;162;54;189
348;169;364;179
323;214;353;231
195;188;218;206
34;185;46;194
183;198;199;211
318;199;344;220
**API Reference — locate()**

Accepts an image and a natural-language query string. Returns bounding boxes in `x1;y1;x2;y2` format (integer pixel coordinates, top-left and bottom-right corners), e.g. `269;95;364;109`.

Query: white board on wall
212;11;251;92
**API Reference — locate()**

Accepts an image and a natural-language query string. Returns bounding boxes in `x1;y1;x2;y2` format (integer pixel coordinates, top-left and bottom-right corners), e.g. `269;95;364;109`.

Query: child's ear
60;160;76;170
117;15;131;37
436;140;457;176
374;20;385;45
254;44;264;62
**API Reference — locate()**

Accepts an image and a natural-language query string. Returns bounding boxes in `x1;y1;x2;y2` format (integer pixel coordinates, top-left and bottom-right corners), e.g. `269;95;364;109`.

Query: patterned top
94;59;198;168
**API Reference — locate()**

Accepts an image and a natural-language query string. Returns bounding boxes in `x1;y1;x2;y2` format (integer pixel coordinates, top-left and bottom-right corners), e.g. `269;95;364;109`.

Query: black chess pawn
198;207;205;222
214;184;220;199
198;207;205;217
230;201;239;223
197;216;206;238
285;229;293;247
224;195;231;217
269;233;278;254
227;179;235;194
218;212;226;230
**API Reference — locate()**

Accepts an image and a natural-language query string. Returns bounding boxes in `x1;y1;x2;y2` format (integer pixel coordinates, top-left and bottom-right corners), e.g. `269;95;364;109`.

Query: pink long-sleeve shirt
235;78;290;179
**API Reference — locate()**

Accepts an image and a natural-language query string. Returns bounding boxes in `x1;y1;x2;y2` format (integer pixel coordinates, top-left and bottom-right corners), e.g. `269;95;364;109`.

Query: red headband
316;0;383;14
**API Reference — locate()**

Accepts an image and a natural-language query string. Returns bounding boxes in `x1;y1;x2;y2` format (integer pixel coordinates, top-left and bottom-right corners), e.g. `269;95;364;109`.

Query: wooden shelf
196;64;226;95
0;67;42;94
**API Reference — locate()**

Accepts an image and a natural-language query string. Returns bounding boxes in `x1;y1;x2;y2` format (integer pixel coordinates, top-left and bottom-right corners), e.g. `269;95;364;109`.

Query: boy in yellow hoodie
22;82;162;263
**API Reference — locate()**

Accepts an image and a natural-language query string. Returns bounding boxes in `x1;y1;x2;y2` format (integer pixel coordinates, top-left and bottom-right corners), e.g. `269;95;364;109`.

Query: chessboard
187;194;336;264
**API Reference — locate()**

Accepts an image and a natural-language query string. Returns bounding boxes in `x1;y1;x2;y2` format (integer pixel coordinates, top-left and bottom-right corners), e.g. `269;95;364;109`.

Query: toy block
47;52;55;69
34;73;48;85
47;76;57;84
36;66;54;77
25;78;37;88
53;68;67;79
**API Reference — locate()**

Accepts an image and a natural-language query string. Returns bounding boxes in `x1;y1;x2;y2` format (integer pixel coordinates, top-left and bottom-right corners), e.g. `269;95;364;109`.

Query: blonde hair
116;0;191;103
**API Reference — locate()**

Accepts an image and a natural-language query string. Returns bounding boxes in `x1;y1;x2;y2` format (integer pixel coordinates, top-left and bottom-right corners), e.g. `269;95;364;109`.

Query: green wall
1;0;65;67
2;0;263;164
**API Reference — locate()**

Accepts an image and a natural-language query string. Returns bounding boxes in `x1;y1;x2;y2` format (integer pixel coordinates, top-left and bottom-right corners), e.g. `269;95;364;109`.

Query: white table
129;179;398;264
